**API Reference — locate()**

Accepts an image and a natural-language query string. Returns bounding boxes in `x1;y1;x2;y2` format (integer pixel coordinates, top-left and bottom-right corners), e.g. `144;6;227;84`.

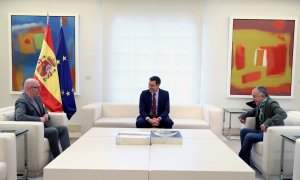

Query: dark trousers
44;126;70;158
239;128;263;165
136;116;174;129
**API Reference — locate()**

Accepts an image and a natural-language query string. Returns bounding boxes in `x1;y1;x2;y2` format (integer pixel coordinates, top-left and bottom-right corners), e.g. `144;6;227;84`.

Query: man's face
252;89;265;105
148;80;159;93
30;82;41;97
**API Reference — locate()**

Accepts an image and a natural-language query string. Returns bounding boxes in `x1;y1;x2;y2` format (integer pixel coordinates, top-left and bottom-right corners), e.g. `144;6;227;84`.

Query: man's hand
40;114;49;123
260;124;268;132
239;117;246;124
148;118;160;126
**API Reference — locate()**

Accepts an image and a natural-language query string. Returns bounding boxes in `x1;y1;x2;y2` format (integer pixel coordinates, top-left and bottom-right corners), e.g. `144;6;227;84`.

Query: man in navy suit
136;76;174;128
15;78;70;158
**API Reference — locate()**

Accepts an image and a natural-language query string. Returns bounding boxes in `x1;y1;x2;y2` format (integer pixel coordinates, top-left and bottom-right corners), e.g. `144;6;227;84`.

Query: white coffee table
44;128;254;180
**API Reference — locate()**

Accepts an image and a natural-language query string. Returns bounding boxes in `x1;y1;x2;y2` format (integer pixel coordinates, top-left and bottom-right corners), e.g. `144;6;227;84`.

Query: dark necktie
152;93;156;118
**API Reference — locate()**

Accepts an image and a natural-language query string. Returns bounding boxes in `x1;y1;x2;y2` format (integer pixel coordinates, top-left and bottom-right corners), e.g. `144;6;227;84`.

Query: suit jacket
15;93;49;122
240;97;287;130
137;89;170;120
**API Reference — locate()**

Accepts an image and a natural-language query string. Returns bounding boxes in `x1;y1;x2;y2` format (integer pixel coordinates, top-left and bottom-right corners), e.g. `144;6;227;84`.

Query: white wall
0;0;299;126
201;0;300;110
0;0;103;124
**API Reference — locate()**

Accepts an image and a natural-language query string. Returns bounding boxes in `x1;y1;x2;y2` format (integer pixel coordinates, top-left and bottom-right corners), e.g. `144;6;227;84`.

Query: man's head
252;86;269;105
24;78;41;98
148;76;161;93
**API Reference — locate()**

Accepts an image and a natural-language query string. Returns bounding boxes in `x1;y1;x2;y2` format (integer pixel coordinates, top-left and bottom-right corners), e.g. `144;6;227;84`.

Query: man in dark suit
136;76;174;128
238;86;287;165
15;78;70;158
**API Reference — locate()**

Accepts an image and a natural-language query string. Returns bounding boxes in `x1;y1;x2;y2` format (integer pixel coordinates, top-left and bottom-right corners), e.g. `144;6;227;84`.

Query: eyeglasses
31;86;40;89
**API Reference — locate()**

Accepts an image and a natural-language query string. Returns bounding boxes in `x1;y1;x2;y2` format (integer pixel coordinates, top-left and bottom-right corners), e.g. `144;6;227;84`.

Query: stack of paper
116;131;151;145
150;130;182;145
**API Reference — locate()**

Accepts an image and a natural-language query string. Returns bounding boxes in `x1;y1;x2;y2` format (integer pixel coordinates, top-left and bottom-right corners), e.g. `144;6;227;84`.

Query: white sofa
294;139;300;180
81;102;223;137
0;133;17;180
243;111;300;180
0;106;68;177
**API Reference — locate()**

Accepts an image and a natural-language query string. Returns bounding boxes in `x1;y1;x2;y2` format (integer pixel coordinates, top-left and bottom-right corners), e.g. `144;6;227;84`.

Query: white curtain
103;0;202;104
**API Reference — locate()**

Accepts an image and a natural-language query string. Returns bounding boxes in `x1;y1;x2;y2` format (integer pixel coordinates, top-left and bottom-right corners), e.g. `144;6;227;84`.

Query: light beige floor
220;136;264;180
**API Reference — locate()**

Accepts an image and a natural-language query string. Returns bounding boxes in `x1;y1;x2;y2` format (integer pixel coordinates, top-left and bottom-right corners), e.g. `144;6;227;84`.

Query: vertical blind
103;0;202;104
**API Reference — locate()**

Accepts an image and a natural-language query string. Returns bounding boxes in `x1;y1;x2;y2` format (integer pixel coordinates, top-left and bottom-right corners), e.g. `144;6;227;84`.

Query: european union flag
56;26;77;120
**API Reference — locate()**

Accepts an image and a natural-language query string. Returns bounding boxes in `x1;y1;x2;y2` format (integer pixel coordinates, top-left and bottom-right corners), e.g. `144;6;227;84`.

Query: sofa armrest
202;105;223;137
0;133;17;180
262;126;300;176
81;103;103;134
0;121;45;173
45;112;68;127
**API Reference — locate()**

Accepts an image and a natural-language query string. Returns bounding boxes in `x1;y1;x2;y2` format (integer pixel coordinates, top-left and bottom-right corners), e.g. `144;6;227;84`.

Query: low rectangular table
43;128;254;180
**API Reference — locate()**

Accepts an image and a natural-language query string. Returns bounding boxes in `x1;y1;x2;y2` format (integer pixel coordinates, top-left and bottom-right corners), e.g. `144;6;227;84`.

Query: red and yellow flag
34;24;63;112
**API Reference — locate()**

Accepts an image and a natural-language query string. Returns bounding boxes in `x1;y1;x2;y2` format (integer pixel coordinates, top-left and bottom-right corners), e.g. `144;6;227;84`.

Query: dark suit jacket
15;93;49;122
240;97;287;130
137;89;170;120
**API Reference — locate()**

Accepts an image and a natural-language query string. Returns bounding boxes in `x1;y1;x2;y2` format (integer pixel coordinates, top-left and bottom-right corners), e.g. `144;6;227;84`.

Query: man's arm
263;101;287;127
158;90;170;119
239;108;256;124
139;91;149;119
15;98;41;122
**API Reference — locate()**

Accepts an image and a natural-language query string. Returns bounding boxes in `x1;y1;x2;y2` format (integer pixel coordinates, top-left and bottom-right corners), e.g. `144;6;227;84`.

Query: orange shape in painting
273;20;285;31
264;44;287;76
235;44;245;70
18;33;35;54
242;71;261;84
256;48;264;66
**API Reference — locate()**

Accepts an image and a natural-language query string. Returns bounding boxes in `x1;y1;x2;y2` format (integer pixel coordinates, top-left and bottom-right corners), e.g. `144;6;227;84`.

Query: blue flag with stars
56;26;77;120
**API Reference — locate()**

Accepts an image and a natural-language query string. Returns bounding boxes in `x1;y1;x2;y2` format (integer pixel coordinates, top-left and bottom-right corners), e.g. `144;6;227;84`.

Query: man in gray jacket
239;86;287;165
15;78;70;158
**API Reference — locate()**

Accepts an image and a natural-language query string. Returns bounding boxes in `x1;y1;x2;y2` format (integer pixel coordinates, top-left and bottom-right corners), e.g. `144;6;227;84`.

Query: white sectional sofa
0;133;17;180
243;111;300;180
0;106;68;177
81;102;223;137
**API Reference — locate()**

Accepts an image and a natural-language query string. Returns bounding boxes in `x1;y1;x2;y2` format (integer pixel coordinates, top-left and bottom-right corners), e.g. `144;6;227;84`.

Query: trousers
239;128;263;165
44;125;70;158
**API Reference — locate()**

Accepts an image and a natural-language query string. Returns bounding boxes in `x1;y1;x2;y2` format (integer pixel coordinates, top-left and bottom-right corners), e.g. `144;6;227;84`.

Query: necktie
152;93;156;118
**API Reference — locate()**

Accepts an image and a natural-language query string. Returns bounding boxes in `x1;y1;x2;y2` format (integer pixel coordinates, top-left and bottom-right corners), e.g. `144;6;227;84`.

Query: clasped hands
239;117;268;132
40;114;49;123
148;118;160;127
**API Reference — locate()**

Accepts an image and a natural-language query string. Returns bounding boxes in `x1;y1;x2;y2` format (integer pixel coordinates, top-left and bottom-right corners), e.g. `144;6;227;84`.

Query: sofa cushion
252;141;263;156
94;118;136;128
170;105;203;119
173;119;209;129
102;104;138;118
285;112;300;126
0;111;15;121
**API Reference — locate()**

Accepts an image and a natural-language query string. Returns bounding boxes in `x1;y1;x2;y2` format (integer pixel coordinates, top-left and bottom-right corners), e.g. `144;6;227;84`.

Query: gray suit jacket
240;97;287;130
15;93;49;122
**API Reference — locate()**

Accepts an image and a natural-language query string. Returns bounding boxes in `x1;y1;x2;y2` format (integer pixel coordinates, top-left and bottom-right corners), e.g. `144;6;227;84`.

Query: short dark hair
149;76;161;85
257;86;269;97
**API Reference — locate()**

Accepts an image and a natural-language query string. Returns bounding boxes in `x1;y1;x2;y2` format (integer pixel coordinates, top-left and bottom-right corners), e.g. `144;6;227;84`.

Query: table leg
280;137;285;180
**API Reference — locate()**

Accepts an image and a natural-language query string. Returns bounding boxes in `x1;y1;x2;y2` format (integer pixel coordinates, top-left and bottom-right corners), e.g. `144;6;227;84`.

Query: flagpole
60;16;62;27
47;12;49;24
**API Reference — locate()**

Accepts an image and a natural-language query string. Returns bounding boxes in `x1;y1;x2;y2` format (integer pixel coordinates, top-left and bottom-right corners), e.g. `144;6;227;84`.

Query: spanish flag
34;24;63;112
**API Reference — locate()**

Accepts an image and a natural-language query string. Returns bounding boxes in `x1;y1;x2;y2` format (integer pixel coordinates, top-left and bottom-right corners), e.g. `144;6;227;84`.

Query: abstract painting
9;14;79;94
227;17;297;98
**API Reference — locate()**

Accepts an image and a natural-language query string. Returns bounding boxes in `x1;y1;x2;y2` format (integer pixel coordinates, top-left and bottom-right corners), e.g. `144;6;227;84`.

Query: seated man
15;78;70;158
136;76;174;128
238;86;287;165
